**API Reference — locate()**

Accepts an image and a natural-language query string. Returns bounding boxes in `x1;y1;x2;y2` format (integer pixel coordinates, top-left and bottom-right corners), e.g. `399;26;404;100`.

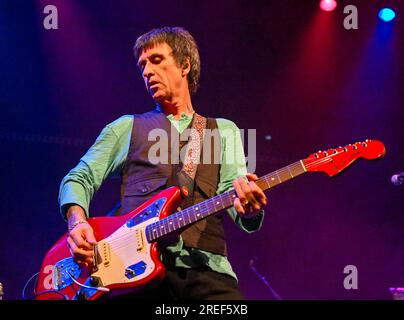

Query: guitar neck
145;160;307;242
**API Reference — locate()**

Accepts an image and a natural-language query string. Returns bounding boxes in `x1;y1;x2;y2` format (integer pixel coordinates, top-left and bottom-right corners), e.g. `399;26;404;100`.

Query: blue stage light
378;8;396;22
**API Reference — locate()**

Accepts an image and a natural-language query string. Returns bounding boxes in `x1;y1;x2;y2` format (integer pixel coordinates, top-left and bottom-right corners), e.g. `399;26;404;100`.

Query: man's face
137;42;186;103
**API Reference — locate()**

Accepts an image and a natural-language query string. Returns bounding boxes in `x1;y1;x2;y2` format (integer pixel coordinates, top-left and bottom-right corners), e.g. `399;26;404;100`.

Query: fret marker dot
195;207;199;210
271;178;275;181
179;218;182;220
169;221;172;224
161;226;164;228
216;202;219;205
197;213;200;217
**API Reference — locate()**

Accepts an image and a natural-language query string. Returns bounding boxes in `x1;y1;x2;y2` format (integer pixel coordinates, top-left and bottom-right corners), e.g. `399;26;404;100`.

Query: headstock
303;140;386;177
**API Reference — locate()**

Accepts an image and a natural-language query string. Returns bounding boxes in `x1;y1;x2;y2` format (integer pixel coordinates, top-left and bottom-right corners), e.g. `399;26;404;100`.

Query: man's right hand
66;205;97;266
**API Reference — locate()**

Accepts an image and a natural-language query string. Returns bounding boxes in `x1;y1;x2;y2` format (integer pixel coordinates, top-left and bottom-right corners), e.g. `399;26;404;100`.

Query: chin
152;92;167;103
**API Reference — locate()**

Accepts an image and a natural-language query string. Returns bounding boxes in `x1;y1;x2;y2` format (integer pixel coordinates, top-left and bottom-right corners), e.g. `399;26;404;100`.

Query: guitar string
90;150;353;252
91;164;302;251
91;157;334;251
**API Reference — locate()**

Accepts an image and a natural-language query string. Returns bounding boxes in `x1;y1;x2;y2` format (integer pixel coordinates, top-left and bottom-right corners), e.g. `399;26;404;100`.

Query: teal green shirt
59;112;264;280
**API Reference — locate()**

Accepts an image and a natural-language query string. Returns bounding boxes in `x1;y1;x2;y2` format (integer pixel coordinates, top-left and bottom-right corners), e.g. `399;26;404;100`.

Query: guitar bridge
53;258;81;290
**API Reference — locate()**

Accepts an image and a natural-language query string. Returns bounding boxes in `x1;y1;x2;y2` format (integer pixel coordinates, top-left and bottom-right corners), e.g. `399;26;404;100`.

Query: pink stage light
319;0;337;12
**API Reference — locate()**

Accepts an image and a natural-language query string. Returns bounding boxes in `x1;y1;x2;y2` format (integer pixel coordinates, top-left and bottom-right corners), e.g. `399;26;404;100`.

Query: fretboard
145;160;307;242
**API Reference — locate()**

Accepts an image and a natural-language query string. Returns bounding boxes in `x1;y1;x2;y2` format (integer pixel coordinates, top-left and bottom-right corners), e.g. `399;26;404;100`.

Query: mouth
148;81;159;90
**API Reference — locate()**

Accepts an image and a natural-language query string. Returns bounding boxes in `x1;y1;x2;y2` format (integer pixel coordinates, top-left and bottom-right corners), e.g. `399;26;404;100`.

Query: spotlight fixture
378;8;396;22
319;0;337;12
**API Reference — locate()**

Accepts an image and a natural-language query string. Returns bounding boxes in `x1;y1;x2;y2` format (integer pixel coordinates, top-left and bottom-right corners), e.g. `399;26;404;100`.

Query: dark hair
133;27;201;94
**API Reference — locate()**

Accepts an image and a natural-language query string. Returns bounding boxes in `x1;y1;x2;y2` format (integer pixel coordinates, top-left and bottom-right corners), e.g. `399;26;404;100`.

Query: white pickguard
91;217;159;286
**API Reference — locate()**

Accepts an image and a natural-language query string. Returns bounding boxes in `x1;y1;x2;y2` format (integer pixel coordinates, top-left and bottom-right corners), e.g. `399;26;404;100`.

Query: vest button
142;188;148;193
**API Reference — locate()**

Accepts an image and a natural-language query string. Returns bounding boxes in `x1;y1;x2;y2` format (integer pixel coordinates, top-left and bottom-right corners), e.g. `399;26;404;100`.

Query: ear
181;58;191;77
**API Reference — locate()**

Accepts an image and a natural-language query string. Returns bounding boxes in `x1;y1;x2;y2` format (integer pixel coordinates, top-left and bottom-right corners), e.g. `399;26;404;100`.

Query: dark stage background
0;0;403;300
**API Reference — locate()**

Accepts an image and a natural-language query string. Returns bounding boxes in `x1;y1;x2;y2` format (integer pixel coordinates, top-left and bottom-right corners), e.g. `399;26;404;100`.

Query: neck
157;92;194;120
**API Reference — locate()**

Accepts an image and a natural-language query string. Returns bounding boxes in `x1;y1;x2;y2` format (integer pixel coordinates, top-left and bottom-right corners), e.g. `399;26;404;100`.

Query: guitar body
35;186;183;300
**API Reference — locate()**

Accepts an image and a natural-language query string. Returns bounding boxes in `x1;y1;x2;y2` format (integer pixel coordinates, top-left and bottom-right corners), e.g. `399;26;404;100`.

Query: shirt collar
155;105;194;121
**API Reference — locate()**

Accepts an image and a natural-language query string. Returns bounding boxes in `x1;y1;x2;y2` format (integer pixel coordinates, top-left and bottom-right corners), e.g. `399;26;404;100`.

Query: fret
275;171;282;184
267;175;277;187
300;160;307;172
196;206;204;219
159;221;166;236
148;226;154;242
178;211;185;227
277;169;290;183
194;205;201;220
152;222;159;239
200;201;209;217
216;195;224;210
265;179;271;189
213;197;222;211
145;225;150;242
167;217;174;232
224;191;236;208
170;215;179;230
287;165;294;178
195;206;203;219
149;226;155;242
185;209;193;224
148;225;153;241
257;177;270;190
160;219;167;236
209;198;219;213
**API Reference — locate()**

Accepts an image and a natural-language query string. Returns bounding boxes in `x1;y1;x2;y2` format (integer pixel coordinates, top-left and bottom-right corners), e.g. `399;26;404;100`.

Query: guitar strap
176;113;207;203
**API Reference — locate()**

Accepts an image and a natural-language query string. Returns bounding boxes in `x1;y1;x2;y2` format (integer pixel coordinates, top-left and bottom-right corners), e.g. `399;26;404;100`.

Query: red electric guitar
34;139;385;300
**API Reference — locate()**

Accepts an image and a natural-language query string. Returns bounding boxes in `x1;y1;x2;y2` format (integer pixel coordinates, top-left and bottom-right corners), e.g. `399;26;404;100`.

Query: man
60;27;267;300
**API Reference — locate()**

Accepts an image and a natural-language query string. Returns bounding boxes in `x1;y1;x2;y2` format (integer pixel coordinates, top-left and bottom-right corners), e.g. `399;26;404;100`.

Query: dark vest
119;110;227;256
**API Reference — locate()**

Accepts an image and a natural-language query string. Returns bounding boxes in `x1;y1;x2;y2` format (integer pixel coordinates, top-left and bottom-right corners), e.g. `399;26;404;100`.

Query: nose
142;61;154;80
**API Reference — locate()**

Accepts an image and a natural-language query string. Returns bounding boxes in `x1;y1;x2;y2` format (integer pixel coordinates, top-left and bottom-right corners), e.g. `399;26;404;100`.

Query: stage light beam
378;8;396;22
319;0;337;12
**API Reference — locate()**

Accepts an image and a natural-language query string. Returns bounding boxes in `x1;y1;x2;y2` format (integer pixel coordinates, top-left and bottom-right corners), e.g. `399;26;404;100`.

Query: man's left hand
233;173;267;219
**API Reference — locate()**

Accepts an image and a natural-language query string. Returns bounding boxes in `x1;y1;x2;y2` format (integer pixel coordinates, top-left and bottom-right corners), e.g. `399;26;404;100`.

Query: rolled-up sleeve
59;115;132;220
216;118;265;233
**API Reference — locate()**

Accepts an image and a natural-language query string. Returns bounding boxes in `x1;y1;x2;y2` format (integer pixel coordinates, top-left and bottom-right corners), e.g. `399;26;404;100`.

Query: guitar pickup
135;229;145;251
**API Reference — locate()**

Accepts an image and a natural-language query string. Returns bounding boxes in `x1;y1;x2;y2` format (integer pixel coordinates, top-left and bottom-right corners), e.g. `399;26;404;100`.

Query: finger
233;177;247;205
246;173;258;181
74;253;94;266
70;229;93;250
249;181;267;206
233;198;245;215
239;178;260;210
67;237;94;260
83;227;97;246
